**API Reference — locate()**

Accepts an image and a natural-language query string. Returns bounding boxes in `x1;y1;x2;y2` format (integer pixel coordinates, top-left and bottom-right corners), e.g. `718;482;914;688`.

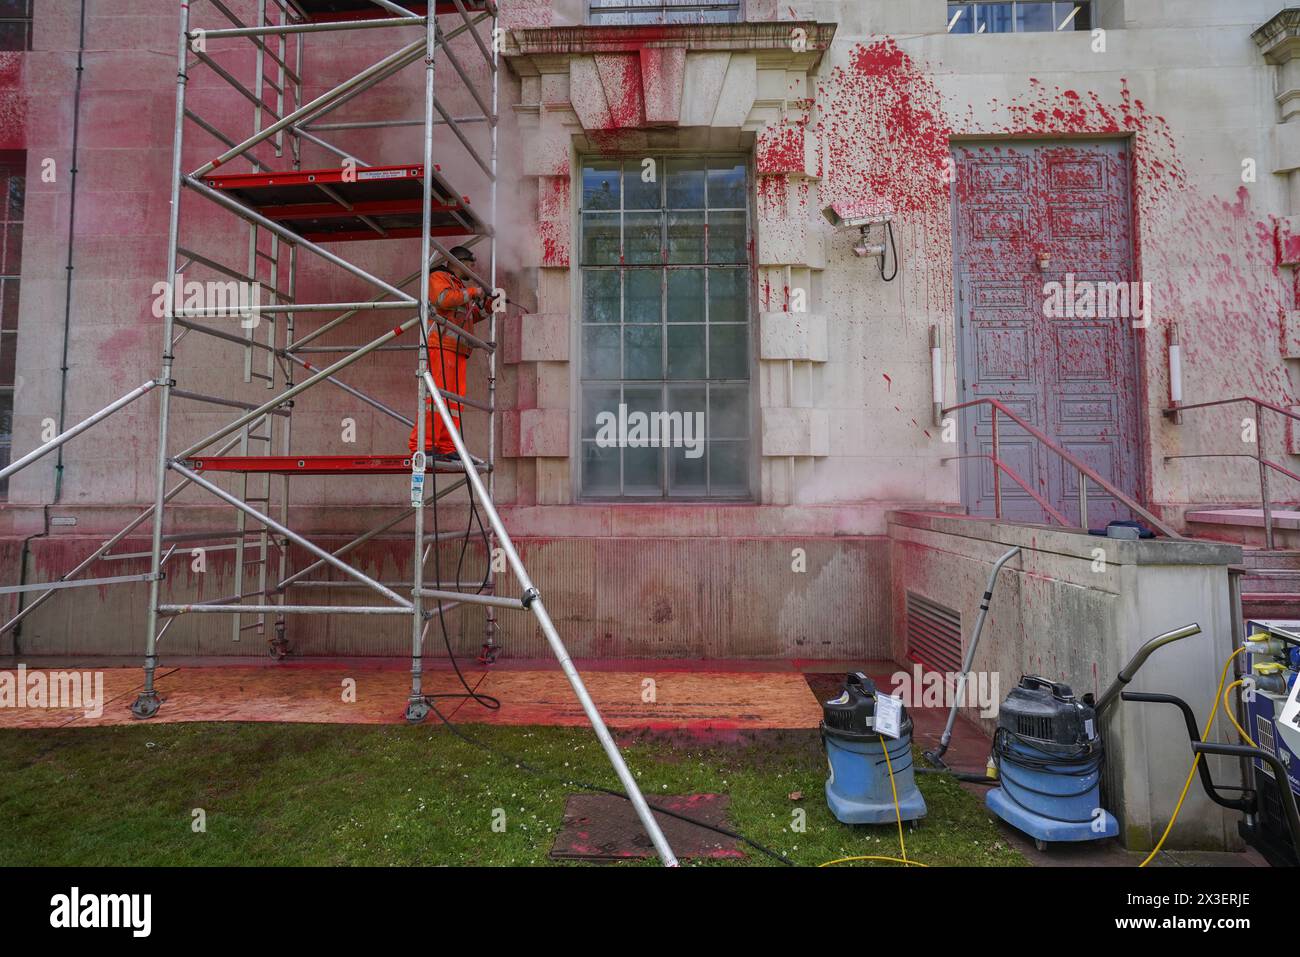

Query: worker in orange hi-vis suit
410;245;487;460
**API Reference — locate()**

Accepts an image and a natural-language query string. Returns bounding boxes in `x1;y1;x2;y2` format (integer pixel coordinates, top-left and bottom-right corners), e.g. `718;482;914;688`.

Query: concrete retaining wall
888;510;1244;851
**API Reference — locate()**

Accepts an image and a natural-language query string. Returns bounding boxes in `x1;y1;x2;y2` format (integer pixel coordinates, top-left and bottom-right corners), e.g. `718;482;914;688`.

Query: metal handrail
943;397;1182;539
1163;395;1300;549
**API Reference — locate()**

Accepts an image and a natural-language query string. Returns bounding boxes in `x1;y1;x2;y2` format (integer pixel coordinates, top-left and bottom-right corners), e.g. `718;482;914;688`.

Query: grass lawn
0;722;1026;867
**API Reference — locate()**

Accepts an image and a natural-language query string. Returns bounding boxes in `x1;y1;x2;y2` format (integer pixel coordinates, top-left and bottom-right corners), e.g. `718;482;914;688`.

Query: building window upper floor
589;0;743;26
0;0;32;51
948;1;1092;33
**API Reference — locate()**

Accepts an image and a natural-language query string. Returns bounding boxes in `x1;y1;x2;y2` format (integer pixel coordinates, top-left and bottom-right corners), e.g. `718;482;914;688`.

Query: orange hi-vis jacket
428;269;481;357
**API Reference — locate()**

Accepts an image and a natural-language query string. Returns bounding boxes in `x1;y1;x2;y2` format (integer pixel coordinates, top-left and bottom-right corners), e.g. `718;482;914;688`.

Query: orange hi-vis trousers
410;337;466;455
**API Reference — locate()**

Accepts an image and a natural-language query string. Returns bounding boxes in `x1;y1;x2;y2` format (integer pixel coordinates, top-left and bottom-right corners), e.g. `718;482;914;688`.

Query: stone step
1241;550;1300;569
1242;592;1300;619
1186;508;1300;549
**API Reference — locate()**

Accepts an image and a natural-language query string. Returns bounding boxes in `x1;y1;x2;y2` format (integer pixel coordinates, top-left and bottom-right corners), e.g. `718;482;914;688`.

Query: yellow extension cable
818;733;928;867
1137;646;1247;867
1223;679;1258;748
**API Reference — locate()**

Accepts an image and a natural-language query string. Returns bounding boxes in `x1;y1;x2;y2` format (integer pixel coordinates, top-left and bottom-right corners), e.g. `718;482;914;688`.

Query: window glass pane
666;324;705;379
624;212;662;264
707;159;747;207
623;160;660;209
710;384;749;438
667;211;704;264
623;445;662;496
666;158;706;208
947;3;974;33
583;386;621;440
1056;2;1090;30
707;268;747;323
582;442;620;495
667;444;707;495
708;210;747;263
7;174;22;221
666;269;704;322
1;279;16;329
582;162;620;211
1016;1;1054;31
4;222;21;274
582;212;620;265
708;323;748;380
623;324;661;379
623;385;664;495
583;269;619;323
624;384;662;419
0;22;28;53
667;385;708;495
709;441;749;496
583;325;620;379
625;269;661;324
1;334;17;388
976;2;1013;32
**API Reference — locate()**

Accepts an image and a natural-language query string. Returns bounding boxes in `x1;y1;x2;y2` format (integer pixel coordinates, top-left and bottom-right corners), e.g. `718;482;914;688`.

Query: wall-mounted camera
822;201;899;281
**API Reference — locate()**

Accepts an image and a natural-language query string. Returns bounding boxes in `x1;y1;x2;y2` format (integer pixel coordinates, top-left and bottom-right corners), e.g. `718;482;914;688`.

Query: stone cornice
504;21;836;74
1254;8;1300;62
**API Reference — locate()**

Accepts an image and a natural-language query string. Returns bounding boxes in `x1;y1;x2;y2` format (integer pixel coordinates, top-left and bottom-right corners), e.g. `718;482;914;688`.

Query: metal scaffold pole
483;0;501;662
130;0;191;719
404;4;439;724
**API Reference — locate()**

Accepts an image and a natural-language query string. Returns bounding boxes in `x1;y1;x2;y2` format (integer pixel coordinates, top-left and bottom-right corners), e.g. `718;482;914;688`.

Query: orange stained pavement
0;664;826;731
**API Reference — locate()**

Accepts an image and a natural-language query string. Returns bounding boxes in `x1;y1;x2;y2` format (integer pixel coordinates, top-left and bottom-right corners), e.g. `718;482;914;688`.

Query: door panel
953;140;1140;526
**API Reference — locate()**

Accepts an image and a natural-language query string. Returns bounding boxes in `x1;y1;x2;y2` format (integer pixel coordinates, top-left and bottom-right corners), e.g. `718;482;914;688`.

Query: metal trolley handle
1121;690;1300;859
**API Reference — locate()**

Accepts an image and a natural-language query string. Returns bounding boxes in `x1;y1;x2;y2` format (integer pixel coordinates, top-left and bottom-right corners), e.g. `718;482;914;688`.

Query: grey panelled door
952;140;1141;526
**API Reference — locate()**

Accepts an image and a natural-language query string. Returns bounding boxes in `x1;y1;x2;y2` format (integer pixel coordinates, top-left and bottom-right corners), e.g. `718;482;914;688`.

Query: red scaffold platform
204;165;485;243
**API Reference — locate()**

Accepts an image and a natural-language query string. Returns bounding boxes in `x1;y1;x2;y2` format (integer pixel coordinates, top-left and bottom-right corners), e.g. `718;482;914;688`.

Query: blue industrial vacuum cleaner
821;672;926;824
985;676;1117;847
921;551;1206;852
979;624;1203;850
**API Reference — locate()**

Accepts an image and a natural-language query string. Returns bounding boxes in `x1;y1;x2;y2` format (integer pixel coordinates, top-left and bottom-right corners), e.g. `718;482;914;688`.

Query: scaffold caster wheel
268;637;290;660
404;697;431;724
478;641;499;666
130;692;160;720
1034;838;1048;852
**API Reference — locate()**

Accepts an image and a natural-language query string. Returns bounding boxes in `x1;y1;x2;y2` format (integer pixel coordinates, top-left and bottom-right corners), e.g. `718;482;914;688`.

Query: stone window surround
502;21;838;506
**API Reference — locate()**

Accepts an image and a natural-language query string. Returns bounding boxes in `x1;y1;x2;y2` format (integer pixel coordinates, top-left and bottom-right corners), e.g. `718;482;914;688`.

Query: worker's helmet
448;245;476;266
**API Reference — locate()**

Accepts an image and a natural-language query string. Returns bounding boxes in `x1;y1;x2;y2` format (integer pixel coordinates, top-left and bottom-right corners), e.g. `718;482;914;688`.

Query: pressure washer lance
923;545;1021;773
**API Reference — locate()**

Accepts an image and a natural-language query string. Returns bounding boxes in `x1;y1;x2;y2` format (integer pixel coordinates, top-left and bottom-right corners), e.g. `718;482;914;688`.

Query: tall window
947;1;1091;33
589;0;742;25
0;0;33;51
579;156;752;500
0;153;22;496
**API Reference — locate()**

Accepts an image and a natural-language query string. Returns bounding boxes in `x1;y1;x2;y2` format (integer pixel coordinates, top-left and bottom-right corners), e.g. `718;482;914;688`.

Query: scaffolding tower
0;0;678;864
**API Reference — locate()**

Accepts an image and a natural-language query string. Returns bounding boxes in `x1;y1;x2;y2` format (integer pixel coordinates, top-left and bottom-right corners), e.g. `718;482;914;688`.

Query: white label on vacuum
875;693;902;739
1281;674;1300;735
1085;718;1095;740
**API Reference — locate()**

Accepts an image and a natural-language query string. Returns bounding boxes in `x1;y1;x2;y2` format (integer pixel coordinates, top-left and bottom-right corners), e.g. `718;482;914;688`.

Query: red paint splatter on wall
0;52;26;151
